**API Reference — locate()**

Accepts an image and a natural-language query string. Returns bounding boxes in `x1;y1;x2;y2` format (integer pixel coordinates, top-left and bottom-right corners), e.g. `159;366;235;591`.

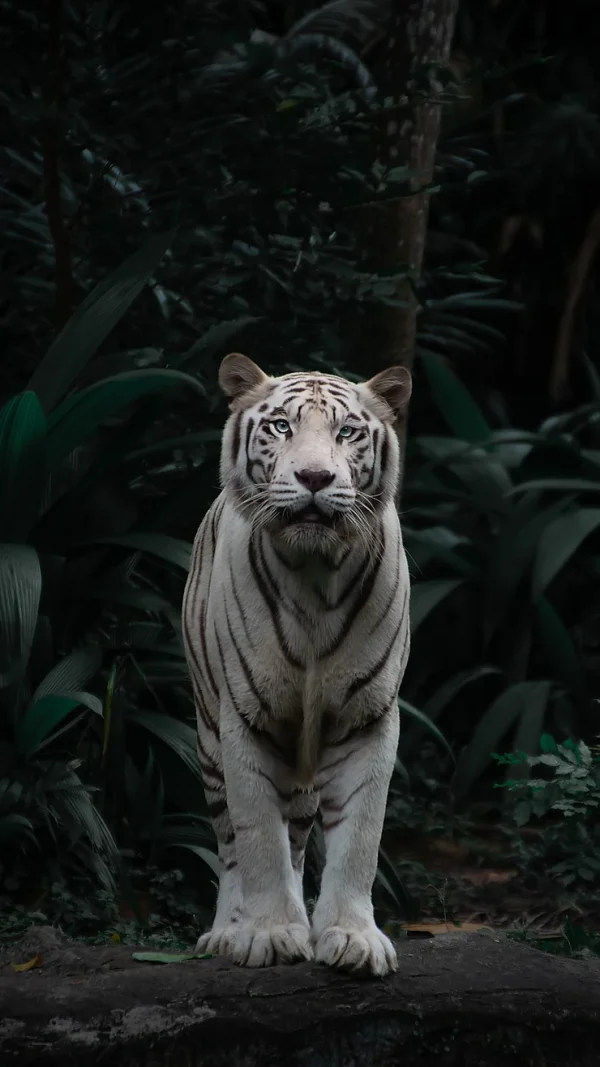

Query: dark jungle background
2;0;600;954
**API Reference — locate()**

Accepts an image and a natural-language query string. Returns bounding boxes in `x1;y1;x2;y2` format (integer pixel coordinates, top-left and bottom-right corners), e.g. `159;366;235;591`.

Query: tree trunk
356;0;459;374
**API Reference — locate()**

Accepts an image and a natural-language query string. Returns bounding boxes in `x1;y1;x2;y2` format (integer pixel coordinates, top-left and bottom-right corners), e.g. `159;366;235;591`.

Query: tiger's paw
198;922;313;967
313;924;397;977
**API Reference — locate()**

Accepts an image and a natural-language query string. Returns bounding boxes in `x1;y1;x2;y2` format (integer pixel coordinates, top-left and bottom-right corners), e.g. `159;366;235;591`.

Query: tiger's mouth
285;506;335;528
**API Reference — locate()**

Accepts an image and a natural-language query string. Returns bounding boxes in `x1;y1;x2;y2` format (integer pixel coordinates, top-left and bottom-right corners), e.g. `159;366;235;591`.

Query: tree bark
2;926;600;1066
356;0;459;374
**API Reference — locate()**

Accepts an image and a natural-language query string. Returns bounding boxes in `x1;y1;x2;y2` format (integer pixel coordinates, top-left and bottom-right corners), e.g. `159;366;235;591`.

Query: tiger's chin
271;506;371;560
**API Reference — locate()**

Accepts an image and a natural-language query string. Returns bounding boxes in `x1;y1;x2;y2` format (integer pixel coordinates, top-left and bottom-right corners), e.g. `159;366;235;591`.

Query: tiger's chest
204;527;409;727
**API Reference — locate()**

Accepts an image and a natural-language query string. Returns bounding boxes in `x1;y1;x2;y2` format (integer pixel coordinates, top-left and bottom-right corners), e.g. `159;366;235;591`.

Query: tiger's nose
295;468;335;493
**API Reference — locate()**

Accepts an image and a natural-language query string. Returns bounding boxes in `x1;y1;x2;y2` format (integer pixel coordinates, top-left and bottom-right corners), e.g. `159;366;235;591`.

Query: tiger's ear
219;353;268;407
365;365;412;420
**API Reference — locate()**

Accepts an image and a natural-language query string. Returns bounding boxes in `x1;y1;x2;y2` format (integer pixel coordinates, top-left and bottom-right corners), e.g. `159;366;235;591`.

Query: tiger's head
219;353;411;553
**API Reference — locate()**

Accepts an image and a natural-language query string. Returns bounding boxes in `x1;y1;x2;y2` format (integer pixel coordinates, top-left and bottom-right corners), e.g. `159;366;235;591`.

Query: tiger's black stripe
244;416;256;483
222;597;272;717
318;526;386;659
231;411;243;466
344;612;407;703
229;555;255;648
368;544;402;636
248;535;303;668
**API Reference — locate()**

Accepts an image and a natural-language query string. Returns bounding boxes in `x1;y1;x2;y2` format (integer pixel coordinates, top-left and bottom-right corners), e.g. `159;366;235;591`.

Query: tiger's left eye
273;418;291;434
338;425;354;439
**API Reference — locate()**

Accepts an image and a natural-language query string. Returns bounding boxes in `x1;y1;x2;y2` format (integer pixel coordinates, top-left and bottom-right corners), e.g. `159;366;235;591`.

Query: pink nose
294;468;335;493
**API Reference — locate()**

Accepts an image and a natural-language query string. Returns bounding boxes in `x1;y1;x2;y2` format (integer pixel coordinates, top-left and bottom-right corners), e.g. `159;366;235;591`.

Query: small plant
494;733;600;887
494;733;600;823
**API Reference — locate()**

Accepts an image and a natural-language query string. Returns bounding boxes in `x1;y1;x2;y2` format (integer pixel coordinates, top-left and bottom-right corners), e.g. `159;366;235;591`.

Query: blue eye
273;419;291;434
338;425;354;439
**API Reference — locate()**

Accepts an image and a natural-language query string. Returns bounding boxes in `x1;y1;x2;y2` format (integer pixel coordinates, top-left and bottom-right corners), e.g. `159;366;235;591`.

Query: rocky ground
1;925;600;1066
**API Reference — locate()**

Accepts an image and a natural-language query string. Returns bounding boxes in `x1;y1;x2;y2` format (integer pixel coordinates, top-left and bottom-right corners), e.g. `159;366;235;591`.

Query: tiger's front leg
215;700;313;967
311;704;400;977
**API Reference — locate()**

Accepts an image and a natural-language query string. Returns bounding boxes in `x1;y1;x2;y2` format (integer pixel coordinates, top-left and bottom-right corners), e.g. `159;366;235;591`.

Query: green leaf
31;646;102;702
397;698;454;760
420;351;492;444
0;813;36;845
400;667;501;759
508;479;600;496
455;682;549;798
81;533;192;571
0;545;42;689
127;710;203;780
46;370;204;468
533;509;600;595
484;496;572;643
15;692;101;757
425;666;502;720
27;231;177;413
540;733;559;755
174;317;260;369
162;842;221;877
410;579;464;632
376;848;419;921
507;681;552;784
0;393;46;542
131;951;211;964
535;598;584;695
14;695;76;756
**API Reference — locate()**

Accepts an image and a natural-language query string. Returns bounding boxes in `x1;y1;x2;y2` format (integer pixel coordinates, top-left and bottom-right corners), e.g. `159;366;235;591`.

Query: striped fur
182;353;412;975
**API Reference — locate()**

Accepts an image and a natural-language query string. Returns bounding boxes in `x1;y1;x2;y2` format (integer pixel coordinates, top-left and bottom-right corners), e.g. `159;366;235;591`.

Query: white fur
183;360;411;975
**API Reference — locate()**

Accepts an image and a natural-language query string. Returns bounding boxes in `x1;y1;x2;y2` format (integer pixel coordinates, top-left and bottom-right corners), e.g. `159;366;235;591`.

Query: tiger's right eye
273;419;291;435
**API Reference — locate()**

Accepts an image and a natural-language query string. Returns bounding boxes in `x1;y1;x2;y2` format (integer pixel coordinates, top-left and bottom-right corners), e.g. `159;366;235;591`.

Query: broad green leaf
403;529;474;577
376;848;419;921
131;952;211;964
0;393;46;541
127;709;202;780
0;813;36;844
581;352;600;402
410;579;464;632
454;681;548;798
533;509;600;595
15;691;102;757
174;316;260;369
540;733;559;755
397;698;454;760
508;479;600;496
162;842;221;877
484;496;572;643
537;597;584;695
444;450;512;508
27;231;177;413
425;666;502;720
0;545;42;689
420;351;492;444
31;646;102;702
46;370;204;468
85;583;179;625
81;533;192;571
400;666;501;759
507;681;552;784
127;430;223;462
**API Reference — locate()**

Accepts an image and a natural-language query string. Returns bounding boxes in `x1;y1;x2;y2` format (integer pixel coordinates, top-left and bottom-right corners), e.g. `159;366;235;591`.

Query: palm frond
287;0;391;48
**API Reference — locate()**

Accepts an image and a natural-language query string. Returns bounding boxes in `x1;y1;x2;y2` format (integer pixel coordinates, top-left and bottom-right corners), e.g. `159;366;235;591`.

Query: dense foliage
1;0;600;936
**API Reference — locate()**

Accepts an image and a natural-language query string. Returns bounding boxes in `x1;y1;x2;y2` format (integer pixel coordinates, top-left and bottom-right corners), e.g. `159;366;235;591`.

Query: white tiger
182;352;412;976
